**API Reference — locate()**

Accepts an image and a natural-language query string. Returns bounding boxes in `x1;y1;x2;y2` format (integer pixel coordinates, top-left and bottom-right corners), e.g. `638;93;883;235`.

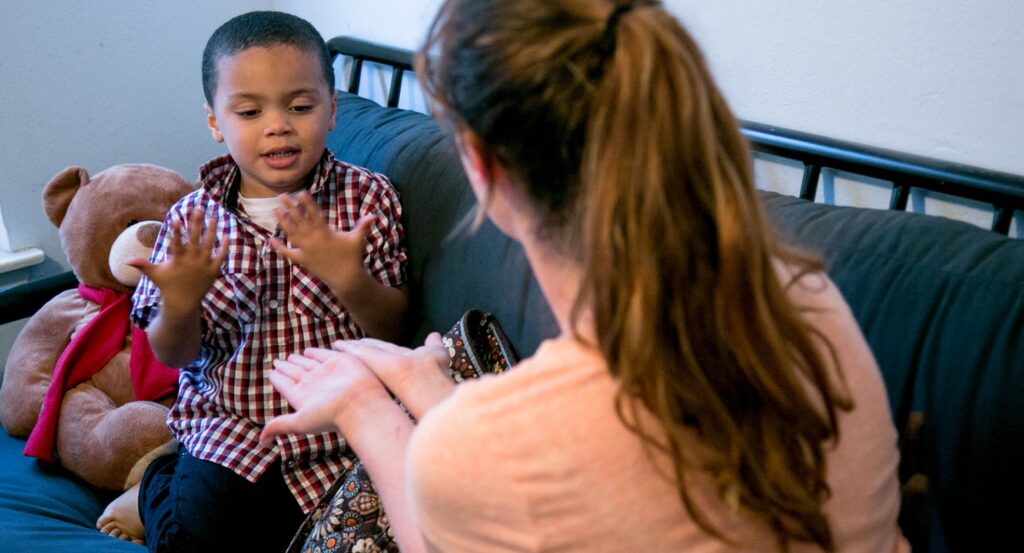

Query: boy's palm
271;191;373;293
126;210;226;314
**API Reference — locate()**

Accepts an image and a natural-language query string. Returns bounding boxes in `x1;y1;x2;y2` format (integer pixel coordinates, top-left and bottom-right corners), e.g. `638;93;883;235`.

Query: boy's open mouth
264;147;299;158
263;147;300;168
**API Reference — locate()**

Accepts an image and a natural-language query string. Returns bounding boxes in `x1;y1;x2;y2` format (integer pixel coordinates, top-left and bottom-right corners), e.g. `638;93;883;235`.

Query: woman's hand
262;346;427;553
332;333;455;420
259;348;398;445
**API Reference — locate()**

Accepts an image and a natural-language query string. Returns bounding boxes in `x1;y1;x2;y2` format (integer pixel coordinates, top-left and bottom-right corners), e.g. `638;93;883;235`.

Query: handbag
286;309;519;553
443;308;519;382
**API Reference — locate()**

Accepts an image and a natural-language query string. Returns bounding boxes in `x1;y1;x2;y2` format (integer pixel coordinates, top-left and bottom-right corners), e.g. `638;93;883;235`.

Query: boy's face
206;45;337;198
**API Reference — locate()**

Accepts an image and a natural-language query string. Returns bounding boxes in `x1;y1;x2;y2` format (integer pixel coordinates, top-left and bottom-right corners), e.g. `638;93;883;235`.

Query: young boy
96;11;408;551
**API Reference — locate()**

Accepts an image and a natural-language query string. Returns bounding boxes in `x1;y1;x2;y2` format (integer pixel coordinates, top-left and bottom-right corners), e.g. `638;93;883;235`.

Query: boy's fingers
350;215;375;243
203;217;218;249
124;257;156;275
276;207;296;228
269;237;302;264
295;191;318;221
188;210;205;247
168;223;183;256
211;242;229;268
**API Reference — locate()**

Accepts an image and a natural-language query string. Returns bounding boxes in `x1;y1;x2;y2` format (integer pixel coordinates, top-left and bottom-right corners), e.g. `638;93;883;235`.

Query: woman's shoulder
410;337;612;470
775;261;870;357
423;337;606;428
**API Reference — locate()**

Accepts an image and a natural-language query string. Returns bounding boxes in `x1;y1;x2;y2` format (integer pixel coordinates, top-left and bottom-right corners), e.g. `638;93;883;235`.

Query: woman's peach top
408;273;910;552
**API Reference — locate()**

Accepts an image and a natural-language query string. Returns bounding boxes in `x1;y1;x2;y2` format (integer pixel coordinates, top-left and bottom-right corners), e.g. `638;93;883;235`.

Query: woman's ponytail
577;5;850;551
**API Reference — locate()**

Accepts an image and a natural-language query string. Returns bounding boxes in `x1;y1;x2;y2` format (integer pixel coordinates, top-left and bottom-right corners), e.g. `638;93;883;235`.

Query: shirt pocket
203;267;262;336
290;266;344;322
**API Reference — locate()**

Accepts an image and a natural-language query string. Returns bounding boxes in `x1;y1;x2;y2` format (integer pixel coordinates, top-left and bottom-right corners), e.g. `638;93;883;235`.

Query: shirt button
268;299;279;309
285;460;296;468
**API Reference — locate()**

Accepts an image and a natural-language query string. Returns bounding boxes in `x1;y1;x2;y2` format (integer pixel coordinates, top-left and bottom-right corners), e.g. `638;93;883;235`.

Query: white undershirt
238;194;280;232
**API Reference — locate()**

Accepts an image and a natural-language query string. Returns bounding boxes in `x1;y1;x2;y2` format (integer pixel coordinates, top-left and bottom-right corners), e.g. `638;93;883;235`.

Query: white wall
0;0;269;371
276;0;442;52
0;0;269;287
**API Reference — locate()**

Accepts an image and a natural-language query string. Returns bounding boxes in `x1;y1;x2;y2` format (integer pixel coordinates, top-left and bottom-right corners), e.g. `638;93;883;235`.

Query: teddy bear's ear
43;167;90;228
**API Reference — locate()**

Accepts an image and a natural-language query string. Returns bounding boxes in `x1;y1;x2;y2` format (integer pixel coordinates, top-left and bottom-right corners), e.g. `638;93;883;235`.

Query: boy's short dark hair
202;11;335;106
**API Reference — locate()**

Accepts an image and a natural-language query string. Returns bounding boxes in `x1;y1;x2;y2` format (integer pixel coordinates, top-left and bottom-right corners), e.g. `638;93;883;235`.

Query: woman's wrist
332;389;412;442
392;357;454;419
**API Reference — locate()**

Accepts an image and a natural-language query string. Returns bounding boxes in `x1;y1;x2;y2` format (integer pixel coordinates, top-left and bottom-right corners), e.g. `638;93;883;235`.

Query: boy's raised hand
126;209;227;316
270;191;374;294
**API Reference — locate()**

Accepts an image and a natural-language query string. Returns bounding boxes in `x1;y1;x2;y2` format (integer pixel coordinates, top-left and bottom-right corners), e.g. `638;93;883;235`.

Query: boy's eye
291;105;314;113
236;110;259;118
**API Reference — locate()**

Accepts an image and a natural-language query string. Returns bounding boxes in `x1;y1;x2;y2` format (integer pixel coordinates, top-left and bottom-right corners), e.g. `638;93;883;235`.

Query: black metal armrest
0;271;78;326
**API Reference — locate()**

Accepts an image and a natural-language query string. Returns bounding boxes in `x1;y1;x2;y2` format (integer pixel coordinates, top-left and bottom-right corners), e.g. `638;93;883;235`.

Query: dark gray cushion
762;191;1024;552
327;92;559;356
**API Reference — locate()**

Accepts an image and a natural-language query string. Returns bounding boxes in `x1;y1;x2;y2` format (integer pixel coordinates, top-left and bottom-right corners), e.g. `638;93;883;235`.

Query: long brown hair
418;1;853;550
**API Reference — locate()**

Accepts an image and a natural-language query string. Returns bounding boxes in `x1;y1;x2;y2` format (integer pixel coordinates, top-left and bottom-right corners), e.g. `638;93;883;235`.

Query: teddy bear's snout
109;220;163;287
135;221;162;248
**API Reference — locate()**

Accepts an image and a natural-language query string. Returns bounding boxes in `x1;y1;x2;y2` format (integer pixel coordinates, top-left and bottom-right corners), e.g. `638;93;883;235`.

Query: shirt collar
197;150;335;210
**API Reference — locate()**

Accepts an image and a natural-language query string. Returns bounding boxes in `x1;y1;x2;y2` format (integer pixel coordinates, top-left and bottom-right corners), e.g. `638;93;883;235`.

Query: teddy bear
0;164;194;491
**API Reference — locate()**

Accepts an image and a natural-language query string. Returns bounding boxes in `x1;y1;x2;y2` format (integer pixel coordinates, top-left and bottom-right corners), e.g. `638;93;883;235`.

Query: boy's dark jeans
139;446;304;553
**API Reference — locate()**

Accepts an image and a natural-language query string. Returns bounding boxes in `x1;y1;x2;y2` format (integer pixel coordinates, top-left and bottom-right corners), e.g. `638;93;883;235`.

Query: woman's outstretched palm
260;348;389;444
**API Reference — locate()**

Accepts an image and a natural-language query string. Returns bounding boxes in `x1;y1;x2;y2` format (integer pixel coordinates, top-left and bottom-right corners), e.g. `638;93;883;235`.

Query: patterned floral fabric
286;461;395;553
287;310;519;553
444;309;518;382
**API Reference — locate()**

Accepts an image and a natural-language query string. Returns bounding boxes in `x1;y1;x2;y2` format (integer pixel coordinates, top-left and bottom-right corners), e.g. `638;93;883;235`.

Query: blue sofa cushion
0;429;144;552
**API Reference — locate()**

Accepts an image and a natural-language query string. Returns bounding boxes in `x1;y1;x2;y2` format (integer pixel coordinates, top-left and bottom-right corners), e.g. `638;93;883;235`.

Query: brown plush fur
0;164;194;490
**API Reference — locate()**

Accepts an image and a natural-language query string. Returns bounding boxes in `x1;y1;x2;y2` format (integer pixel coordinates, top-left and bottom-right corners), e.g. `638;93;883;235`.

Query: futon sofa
1;42;1022;553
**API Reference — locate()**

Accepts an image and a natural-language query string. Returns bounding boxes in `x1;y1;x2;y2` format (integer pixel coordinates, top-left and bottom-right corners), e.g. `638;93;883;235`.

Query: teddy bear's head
43;164;194;293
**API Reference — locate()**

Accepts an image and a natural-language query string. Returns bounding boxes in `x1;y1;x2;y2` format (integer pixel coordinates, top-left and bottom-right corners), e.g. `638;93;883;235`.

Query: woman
261;0;909;551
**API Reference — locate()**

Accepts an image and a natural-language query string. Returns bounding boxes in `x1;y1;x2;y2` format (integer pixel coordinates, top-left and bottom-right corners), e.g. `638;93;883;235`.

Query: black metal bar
347;58;363;94
890;182;911;211
742;122;1024;212
0;270;78;326
799;164;821;201
992;207;1014;235
327;36;415;71
387;67;404;108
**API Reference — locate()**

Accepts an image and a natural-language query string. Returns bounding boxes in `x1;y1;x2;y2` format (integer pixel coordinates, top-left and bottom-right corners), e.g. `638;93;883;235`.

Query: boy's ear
205;103;224;143
328;89;338;132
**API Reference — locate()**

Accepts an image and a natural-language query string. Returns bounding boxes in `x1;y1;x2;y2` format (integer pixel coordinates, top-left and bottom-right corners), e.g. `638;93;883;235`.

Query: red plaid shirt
132;151;407;511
